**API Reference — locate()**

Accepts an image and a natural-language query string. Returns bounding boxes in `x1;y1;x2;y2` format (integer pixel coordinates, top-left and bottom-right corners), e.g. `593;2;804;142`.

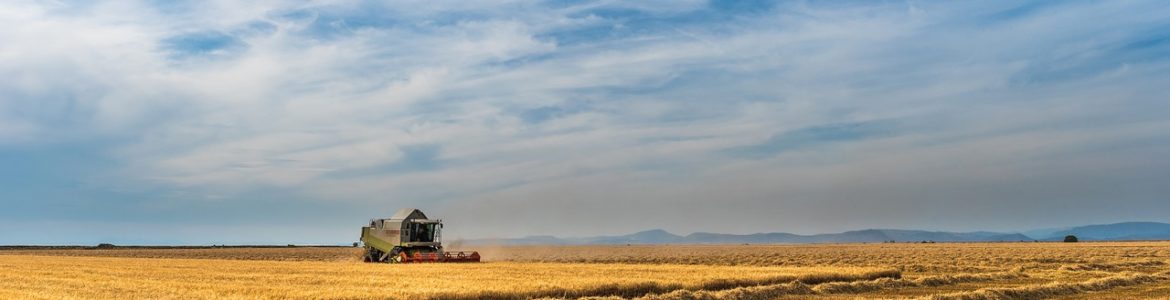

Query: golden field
2;242;1170;299
0;255;894;299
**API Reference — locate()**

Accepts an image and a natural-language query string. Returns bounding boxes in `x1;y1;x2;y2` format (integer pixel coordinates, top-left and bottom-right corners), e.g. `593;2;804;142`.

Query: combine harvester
360;208;480;263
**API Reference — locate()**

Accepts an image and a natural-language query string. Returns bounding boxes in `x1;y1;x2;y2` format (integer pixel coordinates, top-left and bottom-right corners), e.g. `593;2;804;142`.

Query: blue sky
2;0;1169;245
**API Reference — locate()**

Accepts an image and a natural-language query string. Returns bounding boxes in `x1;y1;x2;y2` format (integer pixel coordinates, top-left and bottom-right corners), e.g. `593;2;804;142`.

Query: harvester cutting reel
364;247;480;263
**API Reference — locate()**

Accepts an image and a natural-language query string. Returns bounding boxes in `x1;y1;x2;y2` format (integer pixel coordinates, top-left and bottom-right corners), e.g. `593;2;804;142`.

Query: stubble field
2;242;1169;299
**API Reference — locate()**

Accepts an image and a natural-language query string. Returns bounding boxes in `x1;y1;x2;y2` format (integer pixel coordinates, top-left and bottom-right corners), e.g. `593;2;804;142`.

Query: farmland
3;242;1170;299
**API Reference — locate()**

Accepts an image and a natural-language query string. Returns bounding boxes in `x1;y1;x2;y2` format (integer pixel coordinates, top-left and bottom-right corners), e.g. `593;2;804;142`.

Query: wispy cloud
2;0;1169;244
726;120;900;158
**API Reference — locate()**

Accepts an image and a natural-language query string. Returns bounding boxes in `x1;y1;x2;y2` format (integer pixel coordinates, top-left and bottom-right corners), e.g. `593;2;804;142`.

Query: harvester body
360;208;480;263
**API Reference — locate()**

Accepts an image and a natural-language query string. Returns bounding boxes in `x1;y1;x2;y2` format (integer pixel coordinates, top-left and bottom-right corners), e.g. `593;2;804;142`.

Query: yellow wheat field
0;255;895;300
3;242;1170;299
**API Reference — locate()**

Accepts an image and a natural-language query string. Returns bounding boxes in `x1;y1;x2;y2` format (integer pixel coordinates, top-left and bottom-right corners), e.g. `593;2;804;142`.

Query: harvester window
422;224;433;242
409;223;438;242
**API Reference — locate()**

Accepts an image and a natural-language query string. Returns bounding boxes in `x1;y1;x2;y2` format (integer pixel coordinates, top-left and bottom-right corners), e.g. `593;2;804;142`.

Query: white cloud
2;0;1169;241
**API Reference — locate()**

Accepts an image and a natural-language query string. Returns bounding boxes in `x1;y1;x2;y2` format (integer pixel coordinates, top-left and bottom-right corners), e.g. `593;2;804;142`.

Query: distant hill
467;229;1032;245
466;222;1170;245
1041;222;1170;241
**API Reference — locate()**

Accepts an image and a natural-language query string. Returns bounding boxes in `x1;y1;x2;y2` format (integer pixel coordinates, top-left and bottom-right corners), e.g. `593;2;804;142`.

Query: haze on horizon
2;0;1169;245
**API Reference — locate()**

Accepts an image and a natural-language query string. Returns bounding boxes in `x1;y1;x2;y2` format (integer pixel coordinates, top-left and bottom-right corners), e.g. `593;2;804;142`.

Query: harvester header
360;208;480;263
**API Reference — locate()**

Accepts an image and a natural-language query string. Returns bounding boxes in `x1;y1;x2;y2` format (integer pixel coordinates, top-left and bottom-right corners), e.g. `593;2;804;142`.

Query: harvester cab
360;208;480;263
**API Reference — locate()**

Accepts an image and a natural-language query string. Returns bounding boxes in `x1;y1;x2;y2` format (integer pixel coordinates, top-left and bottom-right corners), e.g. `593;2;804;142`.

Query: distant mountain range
464;222;1170;245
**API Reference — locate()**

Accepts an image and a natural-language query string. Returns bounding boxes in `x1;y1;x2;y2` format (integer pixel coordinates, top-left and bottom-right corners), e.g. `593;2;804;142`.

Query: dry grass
4;242;1170;299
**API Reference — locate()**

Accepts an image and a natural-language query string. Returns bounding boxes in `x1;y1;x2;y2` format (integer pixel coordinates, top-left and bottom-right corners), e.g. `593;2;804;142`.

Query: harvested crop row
503;268;901;299
924;272;1167;300
587;282;816;300
602;271;1024;299
1058;260;1167;272
813;271;1028;294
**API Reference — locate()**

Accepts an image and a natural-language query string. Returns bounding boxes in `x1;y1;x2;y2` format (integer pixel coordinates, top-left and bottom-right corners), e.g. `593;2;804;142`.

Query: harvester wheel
363;247;384;263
